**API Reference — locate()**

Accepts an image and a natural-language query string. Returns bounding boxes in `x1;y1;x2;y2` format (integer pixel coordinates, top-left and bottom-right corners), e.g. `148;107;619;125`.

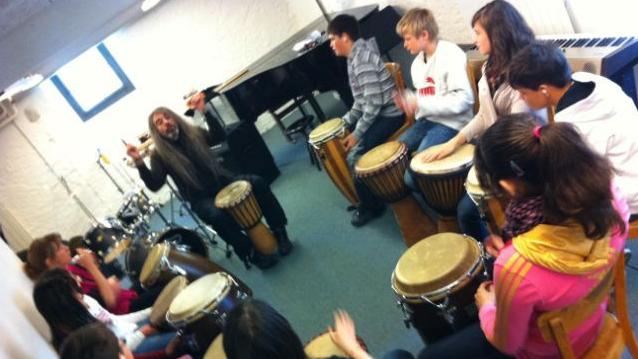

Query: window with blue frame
51;43;134;121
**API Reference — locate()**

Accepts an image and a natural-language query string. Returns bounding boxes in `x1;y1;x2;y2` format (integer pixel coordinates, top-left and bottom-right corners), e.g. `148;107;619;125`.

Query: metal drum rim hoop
215;181;252;209
308;118;346;150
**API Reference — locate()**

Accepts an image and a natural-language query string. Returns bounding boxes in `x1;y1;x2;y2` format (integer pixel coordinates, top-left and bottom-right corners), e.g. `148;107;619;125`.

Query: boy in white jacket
394;8;474;187
508;42;638;215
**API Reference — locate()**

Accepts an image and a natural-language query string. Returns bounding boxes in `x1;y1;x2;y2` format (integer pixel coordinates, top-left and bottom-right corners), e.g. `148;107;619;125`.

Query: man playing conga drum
328;14;405;227
126;107;293;269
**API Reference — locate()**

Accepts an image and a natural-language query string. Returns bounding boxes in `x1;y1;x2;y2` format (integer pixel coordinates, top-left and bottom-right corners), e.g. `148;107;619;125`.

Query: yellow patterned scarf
512;223;613;275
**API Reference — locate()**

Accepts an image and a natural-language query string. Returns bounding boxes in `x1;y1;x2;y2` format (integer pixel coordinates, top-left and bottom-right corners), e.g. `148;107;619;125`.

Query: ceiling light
0;74;44;101
141;0;160;12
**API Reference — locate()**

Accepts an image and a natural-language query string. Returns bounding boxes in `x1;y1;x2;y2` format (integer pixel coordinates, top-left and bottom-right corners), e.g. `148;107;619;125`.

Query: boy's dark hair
508;42;573;90
327;14;360;41
223;299;306;359
474;113;625;239
59;323;120;359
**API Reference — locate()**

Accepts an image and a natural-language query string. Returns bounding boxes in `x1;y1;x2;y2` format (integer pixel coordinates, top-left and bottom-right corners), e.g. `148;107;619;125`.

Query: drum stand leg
246;223;278;255
391;196;437;247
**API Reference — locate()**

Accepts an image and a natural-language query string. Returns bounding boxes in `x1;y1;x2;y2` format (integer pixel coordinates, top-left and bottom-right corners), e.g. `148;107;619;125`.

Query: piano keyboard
539;35;636;49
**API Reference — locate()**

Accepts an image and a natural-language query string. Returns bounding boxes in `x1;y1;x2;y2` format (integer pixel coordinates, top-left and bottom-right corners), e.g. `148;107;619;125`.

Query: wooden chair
628;219;638;239
466;60;483;115
536;250;638;358
385;62;415;141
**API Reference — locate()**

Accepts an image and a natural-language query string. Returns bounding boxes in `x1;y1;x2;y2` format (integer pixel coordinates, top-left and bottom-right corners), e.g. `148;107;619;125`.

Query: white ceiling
0;0;52;40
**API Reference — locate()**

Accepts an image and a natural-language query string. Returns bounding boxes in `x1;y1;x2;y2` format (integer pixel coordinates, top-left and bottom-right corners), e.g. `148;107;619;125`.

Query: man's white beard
164;126;179;141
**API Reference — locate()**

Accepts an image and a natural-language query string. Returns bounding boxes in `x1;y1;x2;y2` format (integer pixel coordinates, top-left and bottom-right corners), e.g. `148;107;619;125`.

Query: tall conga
355;141;435;247
308;118;360;206
410;143;474;231
465;166;506;234
392;233;485;344
215;180;277;255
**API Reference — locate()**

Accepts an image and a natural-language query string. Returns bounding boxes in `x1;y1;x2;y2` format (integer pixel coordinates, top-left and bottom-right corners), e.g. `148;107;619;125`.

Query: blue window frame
51;43;134;121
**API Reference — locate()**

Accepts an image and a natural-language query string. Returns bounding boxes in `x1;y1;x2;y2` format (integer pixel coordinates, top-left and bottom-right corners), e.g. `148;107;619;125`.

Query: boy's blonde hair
396;8;439;40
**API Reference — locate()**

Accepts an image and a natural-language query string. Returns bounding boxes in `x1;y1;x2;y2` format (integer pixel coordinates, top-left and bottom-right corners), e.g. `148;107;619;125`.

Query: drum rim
391;236;485;302
308;118;345;145
150;275;189;324
215;180;252;208
166;272;234;327
355;141;407;174
140;242;170;287
410;144;475;175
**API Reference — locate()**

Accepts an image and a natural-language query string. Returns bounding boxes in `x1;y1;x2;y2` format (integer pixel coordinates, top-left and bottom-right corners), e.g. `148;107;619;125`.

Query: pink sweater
479;191;629;358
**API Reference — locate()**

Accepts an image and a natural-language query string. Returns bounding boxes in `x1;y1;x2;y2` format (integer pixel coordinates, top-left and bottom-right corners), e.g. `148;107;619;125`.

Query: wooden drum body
309;118;360;206
167;272;250;355
215;180;277;255
465;166;506;234
355;141;434;247
392;233;486;344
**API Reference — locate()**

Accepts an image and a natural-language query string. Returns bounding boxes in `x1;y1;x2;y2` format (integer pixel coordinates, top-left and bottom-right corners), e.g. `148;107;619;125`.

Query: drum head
465;166;488;197
393;233;480;298
215;181;251;209
411;143;475;175
355;141;406;173
204;334;226;359
167;272;232;326
304;332;347;358
156;227;208;258
139;242;168;285
150;276;188;325
308;118;345;144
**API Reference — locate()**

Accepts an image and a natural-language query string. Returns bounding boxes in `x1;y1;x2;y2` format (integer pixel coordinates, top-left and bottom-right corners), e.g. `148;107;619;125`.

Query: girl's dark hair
59;323;120;359
474;113;625;239
223;299;307;359
471;0;535;91
33;268;96;350
24;233;63;280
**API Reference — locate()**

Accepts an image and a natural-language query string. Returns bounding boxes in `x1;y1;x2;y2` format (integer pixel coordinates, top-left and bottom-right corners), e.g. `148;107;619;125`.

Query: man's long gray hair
148;107;226;191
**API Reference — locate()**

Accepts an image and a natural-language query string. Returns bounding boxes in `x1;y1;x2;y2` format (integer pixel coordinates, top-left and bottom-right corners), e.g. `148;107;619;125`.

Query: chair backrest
466;59;484;115
536;264;618;359
385;62;415;134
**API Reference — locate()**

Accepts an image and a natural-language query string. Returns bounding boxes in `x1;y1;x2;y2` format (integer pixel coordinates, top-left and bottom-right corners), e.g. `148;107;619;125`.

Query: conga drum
308;118;360;206
355;141;435;247
304;332;368;359
203;334;226;359
465;166;506;234
149;276;188;329
392;232;486;344
167;272;250;354
215;180;277;256
410;143;475;232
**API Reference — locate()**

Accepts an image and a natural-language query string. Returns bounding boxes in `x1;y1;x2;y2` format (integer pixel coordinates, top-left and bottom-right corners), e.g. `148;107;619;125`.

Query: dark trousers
457;193;489;242
129;285;164;312
347;114;405;211
382;324;512;359
190;175;287;259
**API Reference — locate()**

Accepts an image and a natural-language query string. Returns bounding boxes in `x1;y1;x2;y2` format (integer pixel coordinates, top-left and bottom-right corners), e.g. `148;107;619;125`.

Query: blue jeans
347;114;405;211
416;323;512;359
400;119;458;190
457;193;489;242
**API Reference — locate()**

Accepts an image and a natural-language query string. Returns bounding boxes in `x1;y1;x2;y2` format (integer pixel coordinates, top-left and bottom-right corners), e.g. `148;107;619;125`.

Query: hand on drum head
341;134;359;152
420;140;458;163
328;310;370;359
484;234;506;258
475;281;496;310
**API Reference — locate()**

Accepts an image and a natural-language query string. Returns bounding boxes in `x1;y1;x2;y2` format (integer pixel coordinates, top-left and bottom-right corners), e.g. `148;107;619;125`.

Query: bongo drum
392;233;486;344
308;118;360;206
203;334;226;359
215;180;277;256
139;241;225;289
465;166;506;234
167;272;250;354
410;144;475;231
149;276;188;329
355;141;435;247
304;332;368;358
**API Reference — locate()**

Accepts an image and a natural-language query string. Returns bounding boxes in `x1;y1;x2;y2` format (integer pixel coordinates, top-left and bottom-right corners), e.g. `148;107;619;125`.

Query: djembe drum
465;166;506;234
305;332;368;359
215;180;277;255
308;118;359;206
410;143;475;232
392;233;486;344
355;141;435;247
149;275;188;330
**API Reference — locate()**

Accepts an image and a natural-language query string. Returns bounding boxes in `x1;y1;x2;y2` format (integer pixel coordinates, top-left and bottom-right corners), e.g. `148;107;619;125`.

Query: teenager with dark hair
327;14;405;227
223;299;373;359
508;41;638;215
417;0;543;243
126;107;293;269
33;269;176;356
59;323;132;359
396;114;628;359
